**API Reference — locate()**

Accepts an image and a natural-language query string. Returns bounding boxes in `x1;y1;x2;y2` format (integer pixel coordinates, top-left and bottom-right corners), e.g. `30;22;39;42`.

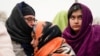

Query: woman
6;2;35;56
31;21;76;56
63;3;100;56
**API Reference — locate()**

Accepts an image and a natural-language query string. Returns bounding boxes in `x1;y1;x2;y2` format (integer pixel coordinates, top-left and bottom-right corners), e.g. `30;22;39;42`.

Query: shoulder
92;25;100;42
93;25;100;33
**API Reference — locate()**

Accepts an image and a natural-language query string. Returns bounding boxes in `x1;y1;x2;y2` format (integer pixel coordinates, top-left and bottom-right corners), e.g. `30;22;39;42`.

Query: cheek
79;20;82;26
25;20;30;25
33;39;39;47
69;20;73;28
26;21;34;28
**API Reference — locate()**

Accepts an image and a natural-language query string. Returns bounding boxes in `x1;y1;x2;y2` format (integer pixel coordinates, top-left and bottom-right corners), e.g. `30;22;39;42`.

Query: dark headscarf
22;3;35;16
63;3;100;56
38;21;62;49
6;2;35;56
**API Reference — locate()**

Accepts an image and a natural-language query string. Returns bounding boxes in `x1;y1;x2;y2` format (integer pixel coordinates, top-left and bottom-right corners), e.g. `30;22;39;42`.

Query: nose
31;39;38;48
74;18;79;24
30;21;35;28
31;39;34;45
31;22;34;27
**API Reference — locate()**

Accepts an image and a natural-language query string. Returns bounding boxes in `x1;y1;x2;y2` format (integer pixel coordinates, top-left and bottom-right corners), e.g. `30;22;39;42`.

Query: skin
69;9;82;33
24;15;36;28
31;31;39;54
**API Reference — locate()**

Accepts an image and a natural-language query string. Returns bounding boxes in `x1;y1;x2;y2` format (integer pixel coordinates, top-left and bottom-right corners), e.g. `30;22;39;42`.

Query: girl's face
69;9;82;33
31;32;38;48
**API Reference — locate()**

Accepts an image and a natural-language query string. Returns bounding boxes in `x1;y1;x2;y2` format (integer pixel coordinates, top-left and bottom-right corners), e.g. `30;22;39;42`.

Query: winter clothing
6;2;35;56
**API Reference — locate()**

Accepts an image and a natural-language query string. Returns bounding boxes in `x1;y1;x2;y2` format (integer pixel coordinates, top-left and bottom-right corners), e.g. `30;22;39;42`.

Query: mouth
73;25;80;28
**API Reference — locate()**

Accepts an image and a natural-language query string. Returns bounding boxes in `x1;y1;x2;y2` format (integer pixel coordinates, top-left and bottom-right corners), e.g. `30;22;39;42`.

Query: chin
73;28;80;32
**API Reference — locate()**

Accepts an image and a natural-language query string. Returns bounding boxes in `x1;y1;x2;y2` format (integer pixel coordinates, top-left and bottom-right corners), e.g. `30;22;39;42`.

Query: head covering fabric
6;1;35;56
32;21;76;56
53;10;68;32
38;21;62;49
6;1;34;43
63;3;100;56
22;3;35;16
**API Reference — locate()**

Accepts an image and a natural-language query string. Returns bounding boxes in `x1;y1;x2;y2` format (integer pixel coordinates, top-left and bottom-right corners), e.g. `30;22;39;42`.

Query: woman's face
69;9;82;33
24;15;36;28
31;31;38;48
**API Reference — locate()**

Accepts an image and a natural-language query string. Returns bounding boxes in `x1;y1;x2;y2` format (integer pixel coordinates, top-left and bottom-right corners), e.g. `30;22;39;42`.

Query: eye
25;17;36;22
78;15;82;20
70;16;75;20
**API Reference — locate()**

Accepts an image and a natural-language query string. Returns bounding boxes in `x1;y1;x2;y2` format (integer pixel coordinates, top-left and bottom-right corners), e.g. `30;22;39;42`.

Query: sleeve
0;23;15;56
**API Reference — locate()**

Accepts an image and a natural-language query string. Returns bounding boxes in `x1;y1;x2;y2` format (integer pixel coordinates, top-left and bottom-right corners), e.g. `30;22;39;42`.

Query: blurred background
0;0;100;23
